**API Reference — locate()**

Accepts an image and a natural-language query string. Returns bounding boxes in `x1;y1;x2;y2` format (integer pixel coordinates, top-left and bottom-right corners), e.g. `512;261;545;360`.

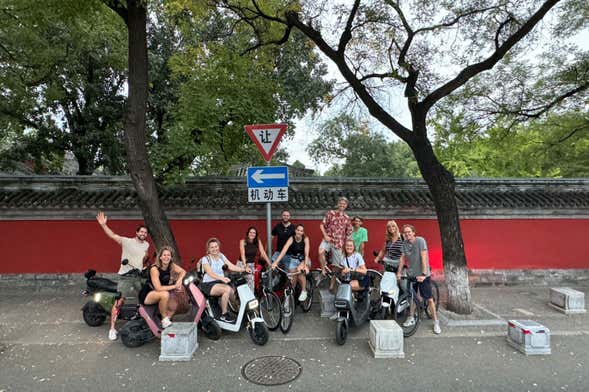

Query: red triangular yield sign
244;123;288;162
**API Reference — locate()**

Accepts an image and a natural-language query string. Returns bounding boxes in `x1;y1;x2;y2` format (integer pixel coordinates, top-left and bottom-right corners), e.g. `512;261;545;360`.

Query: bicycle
256;267;283;331
274;265;314;333
393;275;440;337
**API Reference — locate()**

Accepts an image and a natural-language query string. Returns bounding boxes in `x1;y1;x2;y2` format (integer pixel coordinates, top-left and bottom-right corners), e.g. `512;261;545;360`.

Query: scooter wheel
82;302;107;327
120;319;151;348
249;322;269;346
201;319;222;341
335;320;347;345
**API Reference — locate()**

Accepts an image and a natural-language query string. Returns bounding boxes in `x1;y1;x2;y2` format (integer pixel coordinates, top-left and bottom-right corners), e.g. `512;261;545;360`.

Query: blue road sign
247;166;289;188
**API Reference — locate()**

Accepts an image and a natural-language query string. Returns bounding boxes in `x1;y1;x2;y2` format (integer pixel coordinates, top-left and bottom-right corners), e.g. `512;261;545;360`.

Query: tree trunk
122;0;181;262
410;135;472;314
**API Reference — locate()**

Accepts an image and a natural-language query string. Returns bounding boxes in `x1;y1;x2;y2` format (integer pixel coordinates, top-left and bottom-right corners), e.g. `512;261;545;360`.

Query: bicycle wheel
259;291;281;331
280;293;295;334
300;274;314;312
395;294;421;337
424;280;440;319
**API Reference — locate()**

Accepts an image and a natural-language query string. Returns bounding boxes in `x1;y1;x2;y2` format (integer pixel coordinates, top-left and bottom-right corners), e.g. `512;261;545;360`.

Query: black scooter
81;259;144;327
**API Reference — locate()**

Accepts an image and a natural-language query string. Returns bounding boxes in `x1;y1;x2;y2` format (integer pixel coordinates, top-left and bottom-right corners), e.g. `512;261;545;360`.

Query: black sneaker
220;313;236;323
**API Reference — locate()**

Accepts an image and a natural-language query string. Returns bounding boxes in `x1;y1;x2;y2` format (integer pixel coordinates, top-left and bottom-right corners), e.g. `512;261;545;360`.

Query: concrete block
319;289;336;318
506;319;550;355
549;287;586;314
369;320;404;359
159;322;198;361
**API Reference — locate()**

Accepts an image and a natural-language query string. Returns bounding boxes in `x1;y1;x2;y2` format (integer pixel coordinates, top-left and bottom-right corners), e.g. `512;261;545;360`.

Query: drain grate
242;356;302;386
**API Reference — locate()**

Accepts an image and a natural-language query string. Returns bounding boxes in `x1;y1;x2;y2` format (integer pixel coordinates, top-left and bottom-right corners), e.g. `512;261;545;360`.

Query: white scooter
203;271;269;345
376;257;402;319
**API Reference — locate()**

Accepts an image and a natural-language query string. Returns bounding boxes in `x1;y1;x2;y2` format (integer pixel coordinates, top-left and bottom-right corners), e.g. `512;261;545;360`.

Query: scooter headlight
183;275;194;285
93;293;102;302
247;299;259;310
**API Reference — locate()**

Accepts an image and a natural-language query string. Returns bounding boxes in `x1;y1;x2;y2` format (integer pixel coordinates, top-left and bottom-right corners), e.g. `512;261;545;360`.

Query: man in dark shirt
271;209;295;261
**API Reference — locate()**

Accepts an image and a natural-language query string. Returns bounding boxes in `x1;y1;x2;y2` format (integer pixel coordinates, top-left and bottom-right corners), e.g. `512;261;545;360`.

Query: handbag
167;271;190;314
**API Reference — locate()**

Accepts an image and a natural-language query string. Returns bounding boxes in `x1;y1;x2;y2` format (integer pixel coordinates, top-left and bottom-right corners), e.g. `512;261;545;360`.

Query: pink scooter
119;271;221;347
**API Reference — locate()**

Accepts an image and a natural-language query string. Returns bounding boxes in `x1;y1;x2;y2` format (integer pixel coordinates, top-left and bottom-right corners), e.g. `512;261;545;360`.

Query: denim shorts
279;255;302;271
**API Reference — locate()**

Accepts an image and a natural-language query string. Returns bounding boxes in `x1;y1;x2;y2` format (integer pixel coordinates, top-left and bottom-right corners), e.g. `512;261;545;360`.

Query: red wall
1;218;588;273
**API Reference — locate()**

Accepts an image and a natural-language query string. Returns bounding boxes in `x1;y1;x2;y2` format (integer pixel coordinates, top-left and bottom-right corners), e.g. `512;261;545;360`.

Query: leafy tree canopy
308;114;420;177
433;110;589;177
0;0;128;174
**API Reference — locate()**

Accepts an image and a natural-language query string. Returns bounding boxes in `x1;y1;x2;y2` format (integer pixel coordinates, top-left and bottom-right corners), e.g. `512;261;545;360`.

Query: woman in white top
339;239;368;291
200;237;250;323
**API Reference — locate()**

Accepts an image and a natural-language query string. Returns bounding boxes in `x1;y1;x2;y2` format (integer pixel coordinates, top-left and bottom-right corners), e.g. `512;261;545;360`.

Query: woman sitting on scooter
271;224;311;301
374;220;404;268
340;239;368;291
138;246;186;329
200;237;251;323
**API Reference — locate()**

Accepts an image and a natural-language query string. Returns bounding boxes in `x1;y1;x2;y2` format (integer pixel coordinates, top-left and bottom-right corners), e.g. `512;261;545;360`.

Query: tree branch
422;0;561;112
102;0;128;23
337;0;360;55
284;10;413;142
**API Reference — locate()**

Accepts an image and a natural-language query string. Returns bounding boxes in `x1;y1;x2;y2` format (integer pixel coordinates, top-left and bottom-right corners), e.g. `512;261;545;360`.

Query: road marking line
513;308;535;316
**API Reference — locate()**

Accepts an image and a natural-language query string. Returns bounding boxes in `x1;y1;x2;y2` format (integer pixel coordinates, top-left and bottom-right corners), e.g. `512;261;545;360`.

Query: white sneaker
298;290;308;302
402;316;415;327
161;317;172;329
433;320;442;334
108;328;117;341
329;313;338;320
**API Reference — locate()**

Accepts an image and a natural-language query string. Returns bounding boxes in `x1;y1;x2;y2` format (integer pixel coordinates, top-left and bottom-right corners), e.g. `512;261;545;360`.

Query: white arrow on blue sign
247;166;289;188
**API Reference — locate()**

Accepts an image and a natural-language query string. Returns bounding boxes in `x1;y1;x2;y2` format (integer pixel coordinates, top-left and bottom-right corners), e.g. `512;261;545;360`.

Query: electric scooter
375;257;402;320
81;259;144;327
203;271;269;346
119;270;221;348
333;269;377;345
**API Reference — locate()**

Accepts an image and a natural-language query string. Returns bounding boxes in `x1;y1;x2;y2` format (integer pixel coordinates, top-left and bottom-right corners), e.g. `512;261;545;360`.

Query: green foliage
147;4;332;182
308;114;420;177
432;111;589;177
0;0;128;174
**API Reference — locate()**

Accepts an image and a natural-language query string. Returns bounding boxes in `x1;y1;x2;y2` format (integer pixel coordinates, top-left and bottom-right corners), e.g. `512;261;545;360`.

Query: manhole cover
242;356;302;386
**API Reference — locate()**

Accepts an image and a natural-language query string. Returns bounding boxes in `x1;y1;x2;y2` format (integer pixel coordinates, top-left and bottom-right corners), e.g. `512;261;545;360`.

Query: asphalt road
1;288;588;392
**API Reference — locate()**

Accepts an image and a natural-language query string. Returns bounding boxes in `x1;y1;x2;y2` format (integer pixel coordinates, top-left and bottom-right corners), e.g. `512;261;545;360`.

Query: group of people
96;195;440;341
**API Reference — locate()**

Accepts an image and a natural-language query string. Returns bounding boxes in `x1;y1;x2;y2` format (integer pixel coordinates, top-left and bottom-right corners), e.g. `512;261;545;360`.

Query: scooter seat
87;277;118;293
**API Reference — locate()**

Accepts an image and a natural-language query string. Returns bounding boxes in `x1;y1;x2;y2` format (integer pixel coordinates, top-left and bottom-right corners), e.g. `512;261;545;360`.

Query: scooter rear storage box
549;287;586;314
506;319;550;355
159;322;198;361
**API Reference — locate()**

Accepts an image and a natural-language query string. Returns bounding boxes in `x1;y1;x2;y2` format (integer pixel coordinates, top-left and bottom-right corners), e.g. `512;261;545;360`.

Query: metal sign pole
266;160;272;259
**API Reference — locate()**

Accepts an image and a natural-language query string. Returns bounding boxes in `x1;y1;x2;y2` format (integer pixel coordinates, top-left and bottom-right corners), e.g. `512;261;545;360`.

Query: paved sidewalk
438;286;589;337
1;284;588;391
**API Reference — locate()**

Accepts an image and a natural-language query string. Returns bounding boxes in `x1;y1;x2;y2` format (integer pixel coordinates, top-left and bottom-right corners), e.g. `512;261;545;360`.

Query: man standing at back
318;197;353;276
271;209;295;261
96;212;150;341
